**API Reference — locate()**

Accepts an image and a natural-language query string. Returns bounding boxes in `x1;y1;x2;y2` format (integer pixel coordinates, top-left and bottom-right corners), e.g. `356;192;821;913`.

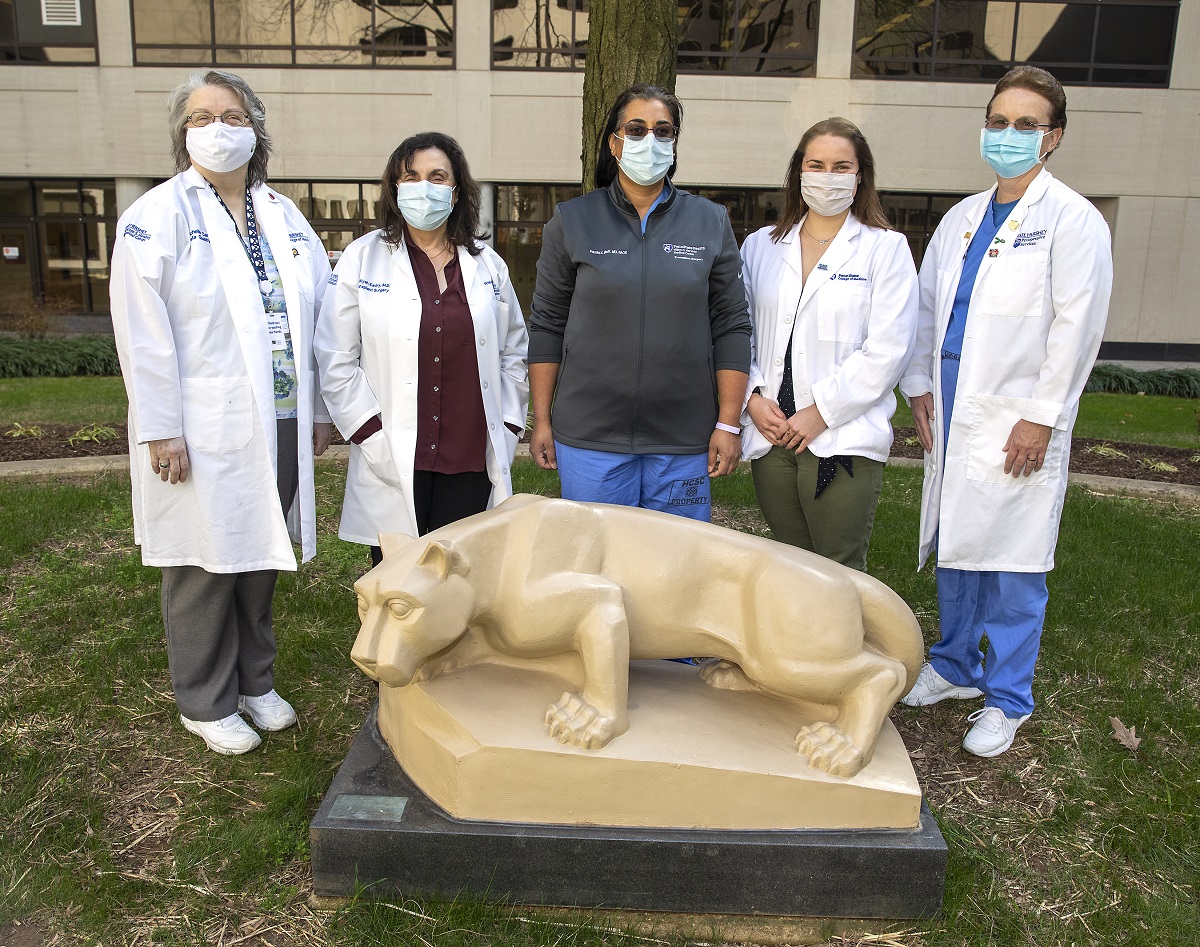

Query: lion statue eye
388;599;416;620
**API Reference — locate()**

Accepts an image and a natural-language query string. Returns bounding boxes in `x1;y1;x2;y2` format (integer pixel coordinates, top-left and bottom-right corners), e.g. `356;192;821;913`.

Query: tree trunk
580;0;678;192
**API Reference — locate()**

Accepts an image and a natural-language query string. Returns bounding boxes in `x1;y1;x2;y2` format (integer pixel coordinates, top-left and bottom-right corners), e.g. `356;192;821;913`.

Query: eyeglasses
984;117;1054;134
186;109;252;128
617;121;678;142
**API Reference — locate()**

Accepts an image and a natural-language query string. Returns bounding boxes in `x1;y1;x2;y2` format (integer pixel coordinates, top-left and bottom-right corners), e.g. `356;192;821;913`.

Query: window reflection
132;0;455;67
854;0;1177;86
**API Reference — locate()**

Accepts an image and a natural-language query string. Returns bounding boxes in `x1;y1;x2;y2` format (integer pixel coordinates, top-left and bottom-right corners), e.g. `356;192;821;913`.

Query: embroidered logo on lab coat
327;274;338;286
358;279;390;294
288;232;309;243
187;229;210;244
124;224;151;242
1012;230;1047;248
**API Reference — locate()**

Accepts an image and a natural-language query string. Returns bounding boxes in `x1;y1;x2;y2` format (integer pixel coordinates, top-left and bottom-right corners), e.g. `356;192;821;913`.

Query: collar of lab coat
782;211;863;306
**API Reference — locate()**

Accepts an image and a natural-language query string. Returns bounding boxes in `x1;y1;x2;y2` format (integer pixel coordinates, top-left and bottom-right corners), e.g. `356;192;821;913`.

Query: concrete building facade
0;0;1195;358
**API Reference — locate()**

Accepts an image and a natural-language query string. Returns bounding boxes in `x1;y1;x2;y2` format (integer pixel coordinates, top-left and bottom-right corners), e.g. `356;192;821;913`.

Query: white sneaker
238;690;298;731
181;713;262;755
901;662;984;707
962;707;1030;757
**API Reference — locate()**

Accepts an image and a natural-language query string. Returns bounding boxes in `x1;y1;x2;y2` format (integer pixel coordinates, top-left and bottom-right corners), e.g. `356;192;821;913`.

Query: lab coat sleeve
1025;202;1112;430
709;211;753;373
812;233;919;429
899;223;944;400
109;201;185;443
312;242;382;439
527;212;574;364
494;252;530;431
740;231;768;403
307;221;334;425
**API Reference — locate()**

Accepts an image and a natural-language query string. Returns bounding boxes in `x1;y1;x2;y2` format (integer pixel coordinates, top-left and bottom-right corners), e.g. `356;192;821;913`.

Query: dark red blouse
408;240;488;474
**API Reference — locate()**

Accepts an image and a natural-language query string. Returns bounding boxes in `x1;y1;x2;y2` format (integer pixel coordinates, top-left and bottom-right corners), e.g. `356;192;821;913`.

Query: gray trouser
161;419;298;721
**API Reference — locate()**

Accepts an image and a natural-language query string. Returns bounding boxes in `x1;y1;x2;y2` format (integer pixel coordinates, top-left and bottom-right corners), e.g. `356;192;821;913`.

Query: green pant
750;447;885;571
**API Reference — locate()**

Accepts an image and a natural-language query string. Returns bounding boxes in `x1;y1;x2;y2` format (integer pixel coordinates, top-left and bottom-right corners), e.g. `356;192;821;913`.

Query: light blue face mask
396;180;455;231
979;127;1048;179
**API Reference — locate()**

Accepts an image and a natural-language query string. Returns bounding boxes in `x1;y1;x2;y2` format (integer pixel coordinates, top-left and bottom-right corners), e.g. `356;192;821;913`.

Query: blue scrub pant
933;353;1047;717
554;441;712;522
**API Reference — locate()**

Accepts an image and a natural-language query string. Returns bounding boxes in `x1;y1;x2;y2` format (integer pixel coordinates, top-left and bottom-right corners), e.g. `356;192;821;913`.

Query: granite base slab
311;705;946;919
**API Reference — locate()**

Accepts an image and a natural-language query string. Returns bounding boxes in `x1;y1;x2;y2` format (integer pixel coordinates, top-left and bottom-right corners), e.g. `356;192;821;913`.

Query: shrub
1086;362;1200;398
0;336;120;378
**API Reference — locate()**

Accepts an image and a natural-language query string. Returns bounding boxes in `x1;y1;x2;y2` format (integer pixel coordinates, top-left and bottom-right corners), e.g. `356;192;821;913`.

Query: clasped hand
748;394;827;455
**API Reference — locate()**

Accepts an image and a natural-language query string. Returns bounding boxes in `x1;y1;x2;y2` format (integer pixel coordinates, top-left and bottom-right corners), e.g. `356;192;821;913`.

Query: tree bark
580;0;678;192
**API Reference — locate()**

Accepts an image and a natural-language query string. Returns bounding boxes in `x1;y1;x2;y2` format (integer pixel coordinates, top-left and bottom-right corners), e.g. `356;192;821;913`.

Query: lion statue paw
545;692;617;750
795;721;866;778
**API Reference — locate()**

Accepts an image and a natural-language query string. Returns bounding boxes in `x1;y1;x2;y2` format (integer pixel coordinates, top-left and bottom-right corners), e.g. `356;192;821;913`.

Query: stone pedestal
311;689;947;918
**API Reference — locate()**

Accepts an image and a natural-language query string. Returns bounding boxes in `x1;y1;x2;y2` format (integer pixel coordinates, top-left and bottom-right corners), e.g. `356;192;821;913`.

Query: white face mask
186;124;257;174
801;171;857;217
616;132;674;187
396;180;456;232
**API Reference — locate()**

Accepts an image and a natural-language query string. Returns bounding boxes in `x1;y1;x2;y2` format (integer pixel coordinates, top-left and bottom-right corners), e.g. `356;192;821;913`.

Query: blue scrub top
942;197;1020;357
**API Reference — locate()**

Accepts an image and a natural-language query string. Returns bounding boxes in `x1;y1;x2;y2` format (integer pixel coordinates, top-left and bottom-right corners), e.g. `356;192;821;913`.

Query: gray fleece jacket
528;179;751;455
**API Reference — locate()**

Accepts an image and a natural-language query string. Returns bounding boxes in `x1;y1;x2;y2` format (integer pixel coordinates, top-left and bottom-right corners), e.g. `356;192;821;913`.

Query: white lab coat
899;169;1112;572
110;168;332;572
739;215;919;462
314;230;529;544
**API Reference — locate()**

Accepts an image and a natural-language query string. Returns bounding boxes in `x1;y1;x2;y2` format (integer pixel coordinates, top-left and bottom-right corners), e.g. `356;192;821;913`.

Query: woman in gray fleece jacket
527;83;751;522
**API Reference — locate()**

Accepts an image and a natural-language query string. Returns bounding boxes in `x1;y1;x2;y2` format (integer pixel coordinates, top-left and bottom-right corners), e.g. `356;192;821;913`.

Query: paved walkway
3;444;1198;505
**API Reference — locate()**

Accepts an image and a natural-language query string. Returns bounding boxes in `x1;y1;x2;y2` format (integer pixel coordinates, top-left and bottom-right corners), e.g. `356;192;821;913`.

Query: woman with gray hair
110;70;333;755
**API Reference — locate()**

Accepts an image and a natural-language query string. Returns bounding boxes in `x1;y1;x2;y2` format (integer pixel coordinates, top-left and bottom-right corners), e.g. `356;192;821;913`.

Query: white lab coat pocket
963;394;1052;486
356;429;404;488
974;250;1048;318
817;282;871;344
181;378;253;452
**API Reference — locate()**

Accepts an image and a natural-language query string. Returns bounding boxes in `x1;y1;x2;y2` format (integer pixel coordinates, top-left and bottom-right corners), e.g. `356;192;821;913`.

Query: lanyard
210;185;272;297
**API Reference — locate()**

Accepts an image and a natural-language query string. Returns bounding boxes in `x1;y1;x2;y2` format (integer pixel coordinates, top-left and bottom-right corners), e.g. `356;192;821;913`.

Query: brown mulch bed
889;425;1200;486
3;421;1199;485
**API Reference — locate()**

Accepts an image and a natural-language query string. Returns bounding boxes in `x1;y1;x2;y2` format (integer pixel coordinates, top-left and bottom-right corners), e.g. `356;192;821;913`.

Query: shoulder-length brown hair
771;117;892;242
167;70;272;189
378;132;486;255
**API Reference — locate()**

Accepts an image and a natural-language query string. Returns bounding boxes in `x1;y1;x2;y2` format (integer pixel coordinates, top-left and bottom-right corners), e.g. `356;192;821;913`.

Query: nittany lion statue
352;494;923;778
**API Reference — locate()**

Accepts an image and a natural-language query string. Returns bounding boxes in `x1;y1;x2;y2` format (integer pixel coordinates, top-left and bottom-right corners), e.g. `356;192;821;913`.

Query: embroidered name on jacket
1012;230;1047;248
588;249;628;256
327;274;339;286
288;232;310;243
358;279;390;294
124;224;151;242
663;243;706;260
188;229;210;244
482;278;501;298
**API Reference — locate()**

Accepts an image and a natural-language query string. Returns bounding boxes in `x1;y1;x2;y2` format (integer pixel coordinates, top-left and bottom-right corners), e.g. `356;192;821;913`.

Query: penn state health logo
663;244;673;253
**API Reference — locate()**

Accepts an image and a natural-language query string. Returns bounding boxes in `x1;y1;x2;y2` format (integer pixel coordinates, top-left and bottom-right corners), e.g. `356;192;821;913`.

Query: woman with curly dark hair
315;132;529;565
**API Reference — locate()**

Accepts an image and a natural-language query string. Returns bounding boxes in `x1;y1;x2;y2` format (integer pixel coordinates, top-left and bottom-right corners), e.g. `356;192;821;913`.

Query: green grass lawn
1;460;1197;945
2;377;1199;451
0;376;128;426
892;389;1199;449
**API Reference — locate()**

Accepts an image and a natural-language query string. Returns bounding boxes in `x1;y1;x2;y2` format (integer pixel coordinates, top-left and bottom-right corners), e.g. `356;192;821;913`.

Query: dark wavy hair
771;116;892;242
168;70;272;188
378;132;486;255
593;84;683;190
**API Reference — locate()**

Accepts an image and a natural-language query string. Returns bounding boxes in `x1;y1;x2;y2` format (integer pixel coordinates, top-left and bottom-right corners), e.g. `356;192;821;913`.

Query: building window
271;181;381;263
131;0;454;68
0;180;116;317
854;0;1178;86
492;0;817;75
880;191;964;267
0;0;97;63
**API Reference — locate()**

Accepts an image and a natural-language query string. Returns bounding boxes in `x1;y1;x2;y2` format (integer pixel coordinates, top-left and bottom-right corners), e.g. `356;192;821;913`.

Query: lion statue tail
848;571;925;694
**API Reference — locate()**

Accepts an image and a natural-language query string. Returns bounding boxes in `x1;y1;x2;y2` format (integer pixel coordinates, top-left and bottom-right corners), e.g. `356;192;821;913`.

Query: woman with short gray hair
110;69;333;755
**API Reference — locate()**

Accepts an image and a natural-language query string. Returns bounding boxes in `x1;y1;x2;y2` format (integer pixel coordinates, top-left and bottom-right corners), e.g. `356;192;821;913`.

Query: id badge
266;310;287;350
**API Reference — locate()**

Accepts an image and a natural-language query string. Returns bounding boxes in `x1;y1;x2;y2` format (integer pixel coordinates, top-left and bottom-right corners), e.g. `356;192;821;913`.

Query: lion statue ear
377;532;411;562
416;541;466;578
